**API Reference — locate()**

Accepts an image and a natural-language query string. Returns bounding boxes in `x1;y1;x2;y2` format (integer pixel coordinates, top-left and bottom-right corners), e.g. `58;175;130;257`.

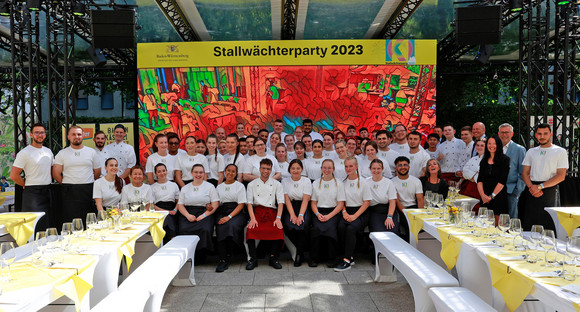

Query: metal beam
377;0;424;39
154;0;200;41
282;0;297;40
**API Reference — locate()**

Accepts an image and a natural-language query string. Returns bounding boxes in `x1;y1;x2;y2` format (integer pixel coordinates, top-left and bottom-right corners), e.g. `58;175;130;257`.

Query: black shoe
334;260;351;272
308;260;318;267
269;256;282;269
246;258;258;270
294;254;303;267
216;260;229;273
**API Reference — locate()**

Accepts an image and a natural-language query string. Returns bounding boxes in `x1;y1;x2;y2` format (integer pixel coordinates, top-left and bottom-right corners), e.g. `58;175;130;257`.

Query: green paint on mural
395;108;402;115
390;75;400;86
396;97;407;104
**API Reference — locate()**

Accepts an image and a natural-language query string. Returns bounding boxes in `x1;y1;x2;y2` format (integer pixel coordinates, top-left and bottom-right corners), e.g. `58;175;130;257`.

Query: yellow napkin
437;227;465;270
487;255;535;312
555;210;580;237
118;237;137;271
149;216;166;248
54;257;96;312
0;213;37;246
406;209;427;244
574;302;580;311
0;197;5;207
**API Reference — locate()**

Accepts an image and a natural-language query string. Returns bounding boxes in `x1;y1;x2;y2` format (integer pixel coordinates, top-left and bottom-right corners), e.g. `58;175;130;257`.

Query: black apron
156;201;178;243
338;206;369;233
59;183;94;227
179;205;215;250
215;202;247;245
518;182;558;231
283;200;311;231
22;185;51;232
368;203;400;233
310;207;340;241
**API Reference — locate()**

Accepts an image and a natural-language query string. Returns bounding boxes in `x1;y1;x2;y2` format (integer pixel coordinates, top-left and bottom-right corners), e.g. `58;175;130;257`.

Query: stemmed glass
86;213;97;238
485;210;495;237
498;214;510;236
530;225;544;246
435;194;445;217
0;242;15;282
425;191;433;213
72;218;84;237
96;210;108;238
563;237;580;280
45;228;59;265
61;223;72;251
509;218;523;250
541;230;557;266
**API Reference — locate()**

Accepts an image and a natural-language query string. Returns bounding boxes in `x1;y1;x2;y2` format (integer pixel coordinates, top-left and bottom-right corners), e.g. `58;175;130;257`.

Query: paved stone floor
161;253;415;312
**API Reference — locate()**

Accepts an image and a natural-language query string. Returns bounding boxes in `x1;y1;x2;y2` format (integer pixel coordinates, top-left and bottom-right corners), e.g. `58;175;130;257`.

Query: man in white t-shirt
10;123;54;232
438;124;466;182
376;130;399;176
93;131;110;178
267;119;288;148
52;126;101;226
302;119;323;141
389;125;410;154
519;124;568;231
391;156;423;242
405;131;430;178
102;124;136;180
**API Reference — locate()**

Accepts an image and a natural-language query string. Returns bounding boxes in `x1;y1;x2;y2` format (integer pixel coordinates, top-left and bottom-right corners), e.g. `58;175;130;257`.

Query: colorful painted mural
137;65;436;165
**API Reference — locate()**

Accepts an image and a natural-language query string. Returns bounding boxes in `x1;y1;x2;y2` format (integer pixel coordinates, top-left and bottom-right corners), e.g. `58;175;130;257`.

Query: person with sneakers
392;156;424;242
282;159;313;267
335;156;371;271
215;164;247;272
309;159;345;268
245;158;285;270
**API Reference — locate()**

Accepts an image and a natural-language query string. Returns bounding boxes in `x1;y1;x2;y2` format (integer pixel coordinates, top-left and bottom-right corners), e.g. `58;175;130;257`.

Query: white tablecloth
545;207;580;239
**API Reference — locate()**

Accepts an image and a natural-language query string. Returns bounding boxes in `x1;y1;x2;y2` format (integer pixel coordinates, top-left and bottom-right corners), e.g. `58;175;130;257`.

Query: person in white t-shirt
11;123;54;231
275;143;291;181
102;124;136;180
294;126;304;142
267;119;288;148
267;132;282;156
121;165;154;205
53;125;101;225
302;135;314;158
93;131;110;178
223;134;246;182
284;135;296;161
302;119;323;141
243;138;281;182
425;133;443;161
177;164;219;253
389;125;410;154
282;159;313;267
310;159;345;267
333;140;349;181
322;133;338;160
334;156;371;272
303;140;326;180
175;136;209;188
376;130;400;177
392;156;424;242
215;164;247;273
151;163;180;243
358;141;392;179
93;158;124;211
366;159;398;233
236;122;246;139
145;133;177;184
405;131;430;178
205;135;225;186
458;126;474;173
519;124;568;231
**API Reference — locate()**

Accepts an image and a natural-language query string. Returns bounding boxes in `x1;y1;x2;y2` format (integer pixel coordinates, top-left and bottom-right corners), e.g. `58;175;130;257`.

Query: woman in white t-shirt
304;140;325;181
366;159;398;232
309;159;345;267
205;134;225;187
294;141;307;162
145;134;177;184
177;164;219;252
151;163;180;243
267;133;281;156
175;136;209;188
282;159;313;267
275;143;290;181
121;165;154;206
214;164;247;272
322;133;338;160
359;141;391;179
223;134;245;182
93;158;124;211
284;135;296;161
243;138;280;182
334;156;371;272
333;140;349;181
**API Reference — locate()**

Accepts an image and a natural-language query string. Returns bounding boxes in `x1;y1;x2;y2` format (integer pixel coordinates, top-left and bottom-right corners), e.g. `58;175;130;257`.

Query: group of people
9;118;569;273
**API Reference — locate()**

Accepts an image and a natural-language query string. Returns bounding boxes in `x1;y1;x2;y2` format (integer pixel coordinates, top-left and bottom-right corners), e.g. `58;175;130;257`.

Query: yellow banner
137;39;437;68
99;123;135;147
61;124;96;148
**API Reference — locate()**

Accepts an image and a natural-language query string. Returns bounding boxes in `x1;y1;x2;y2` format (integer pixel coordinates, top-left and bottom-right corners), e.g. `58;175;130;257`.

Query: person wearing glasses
391;156;424;242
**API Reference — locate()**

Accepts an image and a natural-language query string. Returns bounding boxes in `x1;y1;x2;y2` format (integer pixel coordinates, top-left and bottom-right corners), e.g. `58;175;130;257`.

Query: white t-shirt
54;146;100;184
377;149;400;176
94;148;111;178
304;157;325;180
12;145;54;186
392;176;423;208
311;178;345;208
216;181;247;204
463;155;482;181
425;149;442;160
405;149;430;178
282;176;312;201
522;145;569;181
343;177;372;207
178;181;219;206
246;178;284;209
333;157;347;181
439;137;466;173
322;150;338;160
366;177;398;206
224;153;246;170
145;153;177;181
93;177;123;207
176;153;209;181
359;157;392;179
243;154;280;177
278;161;291;181
206;153;225;180
287;151;297;161
121;183;154;204
151;181;180;203
267;131;288;148
388;142;410;154
305;151;314;158
102;141;136;176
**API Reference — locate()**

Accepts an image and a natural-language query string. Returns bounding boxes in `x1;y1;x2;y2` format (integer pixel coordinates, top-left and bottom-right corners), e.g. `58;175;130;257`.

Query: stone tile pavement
161;254;414;312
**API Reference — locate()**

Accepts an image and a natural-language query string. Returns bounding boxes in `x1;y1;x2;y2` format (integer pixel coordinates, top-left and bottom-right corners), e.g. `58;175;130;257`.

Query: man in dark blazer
498;123;526;218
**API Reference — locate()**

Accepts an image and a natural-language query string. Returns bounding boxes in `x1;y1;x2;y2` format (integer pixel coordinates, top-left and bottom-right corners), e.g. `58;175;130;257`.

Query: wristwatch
537;184;543;191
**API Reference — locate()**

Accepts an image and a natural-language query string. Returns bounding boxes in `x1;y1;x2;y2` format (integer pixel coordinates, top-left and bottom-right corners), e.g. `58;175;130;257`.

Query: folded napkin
528;271;561;278
495;255;526;261
562;284;580;295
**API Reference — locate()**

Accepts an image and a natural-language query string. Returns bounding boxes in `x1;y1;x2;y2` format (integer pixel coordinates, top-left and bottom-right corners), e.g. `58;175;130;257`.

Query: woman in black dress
477;135;510;224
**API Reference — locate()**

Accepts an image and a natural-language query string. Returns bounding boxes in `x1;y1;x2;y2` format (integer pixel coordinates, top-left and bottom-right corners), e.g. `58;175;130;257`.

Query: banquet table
404;209;580;312
0;211;167;312
0;212;45;246
0;191;15;212
545;207;580;239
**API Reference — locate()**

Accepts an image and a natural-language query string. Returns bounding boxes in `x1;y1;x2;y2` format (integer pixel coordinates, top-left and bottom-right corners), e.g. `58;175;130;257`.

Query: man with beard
10;123;54;231
102;124;136;180
93;131;110;178
52;126;101;226
267;119;288;148
389;125;410;154
302;119;323;141
519;124;568;231
167;132;186;156
405;131;431;178
375;130;399;176
391;156;423;242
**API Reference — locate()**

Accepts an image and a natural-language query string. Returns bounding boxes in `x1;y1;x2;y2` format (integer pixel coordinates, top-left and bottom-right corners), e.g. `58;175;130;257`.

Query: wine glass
485;210;495;237
140;200;148;213
0;242;15;282
61;223;72;251
45;228;59;248
72;218;84;237
541;230;557;266
498;214;510;235
33;232;47;265
530;225;544;247
86;213;97;238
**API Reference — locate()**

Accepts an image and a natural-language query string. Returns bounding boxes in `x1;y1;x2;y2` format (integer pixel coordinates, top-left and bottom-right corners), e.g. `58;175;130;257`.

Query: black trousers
59;183;94;228
247;239;283;258
22;185;52;232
